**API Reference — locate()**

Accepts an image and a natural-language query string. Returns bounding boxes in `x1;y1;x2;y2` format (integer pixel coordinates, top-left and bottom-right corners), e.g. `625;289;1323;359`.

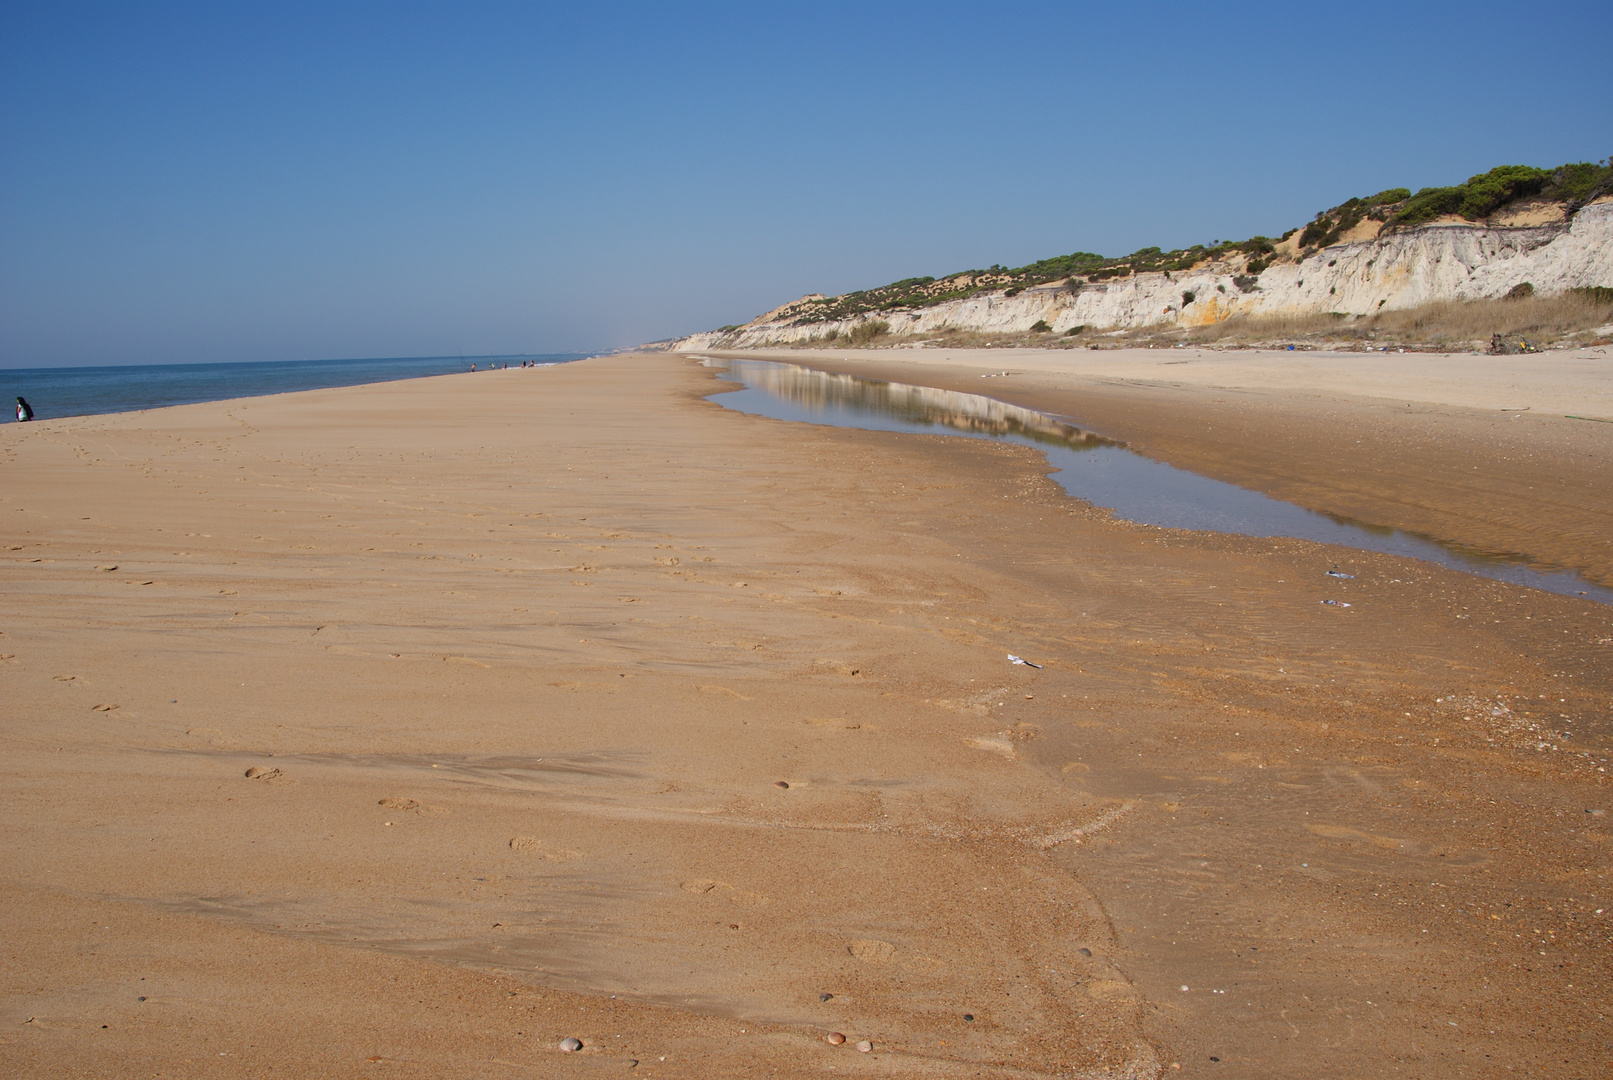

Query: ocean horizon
3;353;593;423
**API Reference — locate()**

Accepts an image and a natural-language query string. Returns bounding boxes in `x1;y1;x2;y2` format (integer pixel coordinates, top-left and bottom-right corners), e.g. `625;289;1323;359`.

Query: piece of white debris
1008;654;1043;668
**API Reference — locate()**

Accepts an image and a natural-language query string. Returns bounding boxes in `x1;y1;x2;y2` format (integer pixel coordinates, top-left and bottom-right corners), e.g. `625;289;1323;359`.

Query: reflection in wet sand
706;357;1613;603
719;358;1118;451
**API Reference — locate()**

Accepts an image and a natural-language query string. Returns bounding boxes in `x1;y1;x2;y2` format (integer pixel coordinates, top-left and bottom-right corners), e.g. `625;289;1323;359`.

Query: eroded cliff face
675;200;1613;349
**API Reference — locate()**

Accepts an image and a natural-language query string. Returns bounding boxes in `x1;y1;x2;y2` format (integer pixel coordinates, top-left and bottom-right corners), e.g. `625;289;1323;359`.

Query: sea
2;353;591;422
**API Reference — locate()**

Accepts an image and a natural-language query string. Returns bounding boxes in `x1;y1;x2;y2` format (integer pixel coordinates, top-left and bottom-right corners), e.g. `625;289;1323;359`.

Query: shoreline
1;352;589;423
3;354;1609;1077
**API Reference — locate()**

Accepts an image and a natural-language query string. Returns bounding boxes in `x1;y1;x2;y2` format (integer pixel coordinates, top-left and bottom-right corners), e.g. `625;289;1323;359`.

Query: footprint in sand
244;766;283;781
680;879;770;906
1306;823;1488;864
965;736;1016;759
509;837;581;861
380;797;448;816
682;878;724;895
1306;823;1414;851
848;939;897;964
1082;978;1139;1002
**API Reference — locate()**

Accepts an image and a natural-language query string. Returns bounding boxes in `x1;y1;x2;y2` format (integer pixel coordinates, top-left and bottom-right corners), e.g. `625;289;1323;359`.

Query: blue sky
3;1;1609;366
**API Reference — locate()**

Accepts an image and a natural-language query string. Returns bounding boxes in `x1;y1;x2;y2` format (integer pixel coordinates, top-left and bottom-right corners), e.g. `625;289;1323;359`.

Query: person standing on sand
15;396;33;421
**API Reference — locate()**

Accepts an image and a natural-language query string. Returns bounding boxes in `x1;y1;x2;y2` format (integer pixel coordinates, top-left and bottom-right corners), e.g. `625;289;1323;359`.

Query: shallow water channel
704;357;1613;604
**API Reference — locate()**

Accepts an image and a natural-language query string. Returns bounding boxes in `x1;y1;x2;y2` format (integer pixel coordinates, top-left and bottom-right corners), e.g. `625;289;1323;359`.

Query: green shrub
1548;161;1613;204
1505;282;1535;300
1029;319;1051;333
1457;165;1550;218
1181;290;1196;306
1394;185;1466;226
1392;165;1556;227
1233;275;1259;293
1244;258;1270;275
1064;325;1088;336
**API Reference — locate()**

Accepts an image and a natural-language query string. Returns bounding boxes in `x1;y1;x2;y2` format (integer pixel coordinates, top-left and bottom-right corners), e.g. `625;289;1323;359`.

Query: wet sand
2;353;1610;1078
712;346;1613;591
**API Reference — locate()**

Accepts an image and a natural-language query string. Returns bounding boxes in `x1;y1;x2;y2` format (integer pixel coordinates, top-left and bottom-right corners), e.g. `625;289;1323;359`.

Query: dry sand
2;352;1610;1079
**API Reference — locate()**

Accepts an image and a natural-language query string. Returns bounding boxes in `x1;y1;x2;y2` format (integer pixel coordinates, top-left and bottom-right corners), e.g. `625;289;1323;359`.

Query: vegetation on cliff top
1388;161;1612;227
779;159;1610;326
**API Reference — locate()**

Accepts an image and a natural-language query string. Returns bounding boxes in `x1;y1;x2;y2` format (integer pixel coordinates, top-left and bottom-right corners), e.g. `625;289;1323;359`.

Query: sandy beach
3;352;1610;1078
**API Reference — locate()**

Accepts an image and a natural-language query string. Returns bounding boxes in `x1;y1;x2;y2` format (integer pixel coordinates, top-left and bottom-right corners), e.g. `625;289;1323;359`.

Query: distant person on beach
15;396;33;421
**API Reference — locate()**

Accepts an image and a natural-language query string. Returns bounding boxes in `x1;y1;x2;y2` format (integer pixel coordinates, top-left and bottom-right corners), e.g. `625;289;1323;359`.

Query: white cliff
673;200;1613;349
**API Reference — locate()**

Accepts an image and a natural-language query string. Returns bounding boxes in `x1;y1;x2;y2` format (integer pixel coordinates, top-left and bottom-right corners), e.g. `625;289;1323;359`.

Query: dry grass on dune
1369;292;1613;342
1178;292;1612;349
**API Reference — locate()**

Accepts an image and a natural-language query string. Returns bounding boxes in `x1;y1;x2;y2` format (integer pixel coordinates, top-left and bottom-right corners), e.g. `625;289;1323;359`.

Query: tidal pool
704;357;1612;604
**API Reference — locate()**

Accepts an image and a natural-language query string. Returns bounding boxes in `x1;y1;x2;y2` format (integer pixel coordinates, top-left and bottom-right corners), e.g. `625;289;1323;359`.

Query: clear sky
3;1;1610;367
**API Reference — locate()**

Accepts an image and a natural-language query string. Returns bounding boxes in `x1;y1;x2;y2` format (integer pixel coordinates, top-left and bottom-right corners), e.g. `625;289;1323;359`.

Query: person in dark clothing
15;396;33;421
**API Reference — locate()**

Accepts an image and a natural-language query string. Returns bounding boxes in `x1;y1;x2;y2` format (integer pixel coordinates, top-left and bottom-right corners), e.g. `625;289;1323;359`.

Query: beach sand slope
1;355;1608;1078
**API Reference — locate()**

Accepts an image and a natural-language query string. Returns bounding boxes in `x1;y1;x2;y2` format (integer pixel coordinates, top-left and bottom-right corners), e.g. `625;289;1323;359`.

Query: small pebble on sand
824;1032;845;1045
775;780;789;788
820;993;833;1001
559;1037;583;1052
856;1040;873;1053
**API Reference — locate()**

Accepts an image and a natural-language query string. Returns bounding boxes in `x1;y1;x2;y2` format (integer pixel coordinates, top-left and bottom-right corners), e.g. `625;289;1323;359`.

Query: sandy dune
2;354;1609;1078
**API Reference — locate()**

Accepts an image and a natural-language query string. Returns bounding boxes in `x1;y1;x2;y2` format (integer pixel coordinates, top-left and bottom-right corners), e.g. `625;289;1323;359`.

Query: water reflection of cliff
716;360;1118;452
